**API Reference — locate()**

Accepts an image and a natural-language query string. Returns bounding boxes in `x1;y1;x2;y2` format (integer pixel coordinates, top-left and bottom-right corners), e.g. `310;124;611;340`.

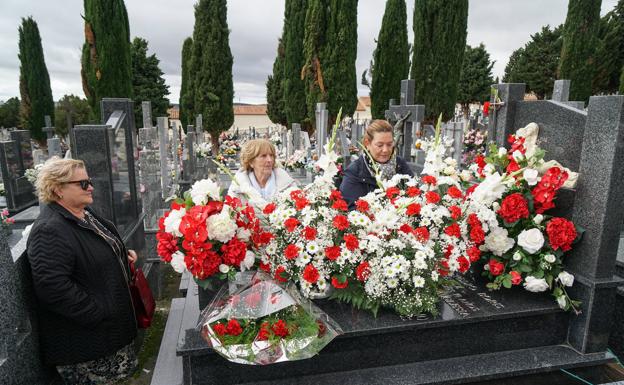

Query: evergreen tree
179;37;194;128
370;0;409;119
190;0;234;151
81;0;133;118
131;37;170;129
504;26;562;99
302;0;329;126
54;94;95;136
266;38;288;126
620;64;624;94
410;0;468;121
18;17;54;141
324;0;358;120
0;98;20;129
592;0;624;94
283;0;308;128
559;0;601;102
456;44;494;117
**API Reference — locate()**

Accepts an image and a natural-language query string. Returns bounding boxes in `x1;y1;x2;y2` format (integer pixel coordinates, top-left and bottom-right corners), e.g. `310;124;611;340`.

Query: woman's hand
128;249;138;264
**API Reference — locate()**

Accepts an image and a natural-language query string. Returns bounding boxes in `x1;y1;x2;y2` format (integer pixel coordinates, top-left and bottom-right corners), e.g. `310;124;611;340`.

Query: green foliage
503;26;562;99
267;37;288;126
456;43;494;115
179;37;194;129
592;0;624;94
283;0;308;128
324;0;358;120
303;0;329;127
18;17;54;141
54;94;95;136
330;280;380;317
0;97;20;128
190;0;234;150
558;0;602;102
621;64;624;94
131;37;170;129
370;0;409;119
410;0;468;121
81;0;133;118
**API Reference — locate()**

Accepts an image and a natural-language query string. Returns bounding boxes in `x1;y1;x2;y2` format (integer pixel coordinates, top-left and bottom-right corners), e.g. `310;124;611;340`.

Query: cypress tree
0;97;21;129
410;0;468;121
266;38;288;126
558;0;601;102
179;37;194;128
303;0;329;127
370;0;409;119
324;0;358;120
620;64;624;94
191;0;234;151
456;44;494;116
131;37;170;129
592;0;624;94
18;17;54;141
283;0;308;128
81;0;133;118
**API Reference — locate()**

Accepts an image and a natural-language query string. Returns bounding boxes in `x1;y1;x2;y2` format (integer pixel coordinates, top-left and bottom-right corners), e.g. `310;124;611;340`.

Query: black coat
27;203;137;366
340;155;414;210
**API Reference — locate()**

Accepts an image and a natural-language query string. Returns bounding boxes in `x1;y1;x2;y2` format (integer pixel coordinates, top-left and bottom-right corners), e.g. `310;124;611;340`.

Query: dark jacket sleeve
340;164;368;211
27;224;107;327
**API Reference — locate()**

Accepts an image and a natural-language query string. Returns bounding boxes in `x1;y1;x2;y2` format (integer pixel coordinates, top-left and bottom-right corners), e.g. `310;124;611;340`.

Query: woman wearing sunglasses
26;157;138;385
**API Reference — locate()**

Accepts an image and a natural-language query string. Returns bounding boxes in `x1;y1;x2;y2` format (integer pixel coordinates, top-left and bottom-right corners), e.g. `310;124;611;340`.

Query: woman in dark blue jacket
340;119;414;210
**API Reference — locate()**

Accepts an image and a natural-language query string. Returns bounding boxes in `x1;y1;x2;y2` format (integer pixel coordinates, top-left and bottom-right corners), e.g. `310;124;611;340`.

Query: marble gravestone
138;126;162;230
142;101;153;129
157;117;174;198
316;103;329;157
0;131;37;214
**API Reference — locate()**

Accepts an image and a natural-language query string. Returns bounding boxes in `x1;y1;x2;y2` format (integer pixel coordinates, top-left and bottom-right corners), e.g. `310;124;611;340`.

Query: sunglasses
62;178;93;190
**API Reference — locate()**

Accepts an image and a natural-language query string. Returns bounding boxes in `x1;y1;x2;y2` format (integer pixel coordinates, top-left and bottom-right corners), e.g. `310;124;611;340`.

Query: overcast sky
0;0;618;105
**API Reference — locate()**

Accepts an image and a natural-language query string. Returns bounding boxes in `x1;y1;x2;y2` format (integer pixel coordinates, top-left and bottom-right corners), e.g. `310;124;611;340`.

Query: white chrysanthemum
431;271;439;282
306;241;320;255
387;277;399;288
413;275;425;288
164;207;186;236
206;206;237;243
190;179;221;205
170;251;187;273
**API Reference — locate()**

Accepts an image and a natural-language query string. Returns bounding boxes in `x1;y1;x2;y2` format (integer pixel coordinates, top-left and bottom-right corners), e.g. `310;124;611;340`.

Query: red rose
422;175;437;185
446;185;463;199
284;217;300;232
332;215;350;231
343;234;359;251
213;322;227;336
406;186;421;197
498;193;530;223
449;205;462;220
510;271;522;285
226;319;243;336
425;191;441;204
414;227;430;242
257;322;270;341
467;246;481;262
221;238;247;266
458;256;470;273
330;190;343;201
488;259;505;276
355;199;369;212
303;226;317;240
324;246;341;260
331;276;348;289
284;244;300;260
483;101;491;117
271;319;289;338
386;187;401;199
444;223;461;238
546;217;577;251
263;203;276;214
356;261;371;281
274;266;289;282
406;203;421;216
332;199;348;211
302;264;320;283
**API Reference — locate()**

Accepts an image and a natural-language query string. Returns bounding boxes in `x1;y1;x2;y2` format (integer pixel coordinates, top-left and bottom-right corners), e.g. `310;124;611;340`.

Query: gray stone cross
383;80;425;160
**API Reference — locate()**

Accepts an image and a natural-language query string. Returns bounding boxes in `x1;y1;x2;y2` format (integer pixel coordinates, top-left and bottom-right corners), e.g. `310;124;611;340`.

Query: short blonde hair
36;157;86;203
239;139;276;172
364;119;394;143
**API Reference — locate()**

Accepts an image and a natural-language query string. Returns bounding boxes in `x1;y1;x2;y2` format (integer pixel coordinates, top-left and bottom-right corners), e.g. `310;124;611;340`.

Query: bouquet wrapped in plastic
197;271;342;365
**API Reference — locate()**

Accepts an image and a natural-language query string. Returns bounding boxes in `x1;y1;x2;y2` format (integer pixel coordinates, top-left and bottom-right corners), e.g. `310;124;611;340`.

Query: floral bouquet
463;123;582;312
156;178;273;291
195;142;212;159
462;128;487;164
25;163;44;185
197;271;342;365
284;149;307;171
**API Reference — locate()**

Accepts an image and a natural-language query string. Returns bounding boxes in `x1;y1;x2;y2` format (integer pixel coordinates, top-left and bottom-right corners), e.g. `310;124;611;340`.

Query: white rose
533;214;544;225
557;271;575;287
219;264;230;274
164;208;186;237
190;179;221;205
512;251;522;261
471;172;508;205
544;254;556;263
523;169;539;186
484;227;515;256
517;228;544;254
557;296;567;310
523;276;549;292
498;147;507;157
206;206;238;243
170;251;187;273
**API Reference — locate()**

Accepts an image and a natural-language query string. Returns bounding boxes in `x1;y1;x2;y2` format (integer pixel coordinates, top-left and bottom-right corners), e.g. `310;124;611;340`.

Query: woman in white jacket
227;139;297;211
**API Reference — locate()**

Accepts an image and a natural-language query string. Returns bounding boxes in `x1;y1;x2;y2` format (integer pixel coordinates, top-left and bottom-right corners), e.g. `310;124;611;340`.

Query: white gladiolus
471;172;507;205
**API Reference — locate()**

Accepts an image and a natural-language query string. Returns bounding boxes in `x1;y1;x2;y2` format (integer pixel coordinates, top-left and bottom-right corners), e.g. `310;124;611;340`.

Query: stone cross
315;102;329;157
384;80;425;160
552;80;570;102
443;121;464;165
44;115;52;128
141;101;153;129
170;121;180;183
42;126;55;140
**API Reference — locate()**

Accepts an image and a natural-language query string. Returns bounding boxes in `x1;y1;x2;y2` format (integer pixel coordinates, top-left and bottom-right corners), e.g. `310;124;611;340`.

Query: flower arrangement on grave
197;271;342;365
1;208;15;231
195;142;212;159
463;123;582;312
156;177;273;291
462;128;487;165
24;163;44;185
220;139;240;157
0;183;5;197
283;149;307;171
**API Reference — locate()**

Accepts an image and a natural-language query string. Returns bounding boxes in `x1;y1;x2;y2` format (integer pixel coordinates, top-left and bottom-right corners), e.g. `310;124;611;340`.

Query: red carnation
386;187;401;199
303;226;317;240
546;217;577;251
274;266;289;282
506;158;520;174
467;246;481;262
271;320;289;338
449;205;462;220
156;231;178;262
284;217;300;232
284;244;300;260
294;198;309;210
332;199;348;211
400;223;413;234
483;101;491;117
324;246;341;260
263;203;276;215
332;215;350;231
213;322;227;336
470;224;485;245
498;193;530;223
302;264;320;283
510;270;522;285
446;185;463;199
355;199;370;212
406;186;421;197
257;322;271;341
488;259;505;276
444;223;461;238
425;191;441;204
226;319;243;336
331;276;348;289
406;203;421;216
422;175;437;185
343;234;359;251
221;238;247;266
414;227;430;242
458;256;470;273
356;261;371;281
259;261;271;272
330;190;343;201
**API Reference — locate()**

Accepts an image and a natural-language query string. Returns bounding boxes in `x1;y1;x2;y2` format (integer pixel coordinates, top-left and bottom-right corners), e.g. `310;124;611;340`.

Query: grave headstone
195;114;203;144
337;129;351;168
44;115;51;128
142;101;153;129
42;126;55;140
384;80;425;161
138;126;162;230
171;121;181;184
443;121;464;165
292;123;301;151
31;149;46;165
551;79;585;110
0;131;37;213
183;125;196;182
316;103;329;157
47;137;62;159
157;117;173;198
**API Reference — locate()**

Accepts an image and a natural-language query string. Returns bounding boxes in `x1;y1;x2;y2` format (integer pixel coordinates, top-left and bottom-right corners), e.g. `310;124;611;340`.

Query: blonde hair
36;157;86;203
364;119;394;143
239;139;276;172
